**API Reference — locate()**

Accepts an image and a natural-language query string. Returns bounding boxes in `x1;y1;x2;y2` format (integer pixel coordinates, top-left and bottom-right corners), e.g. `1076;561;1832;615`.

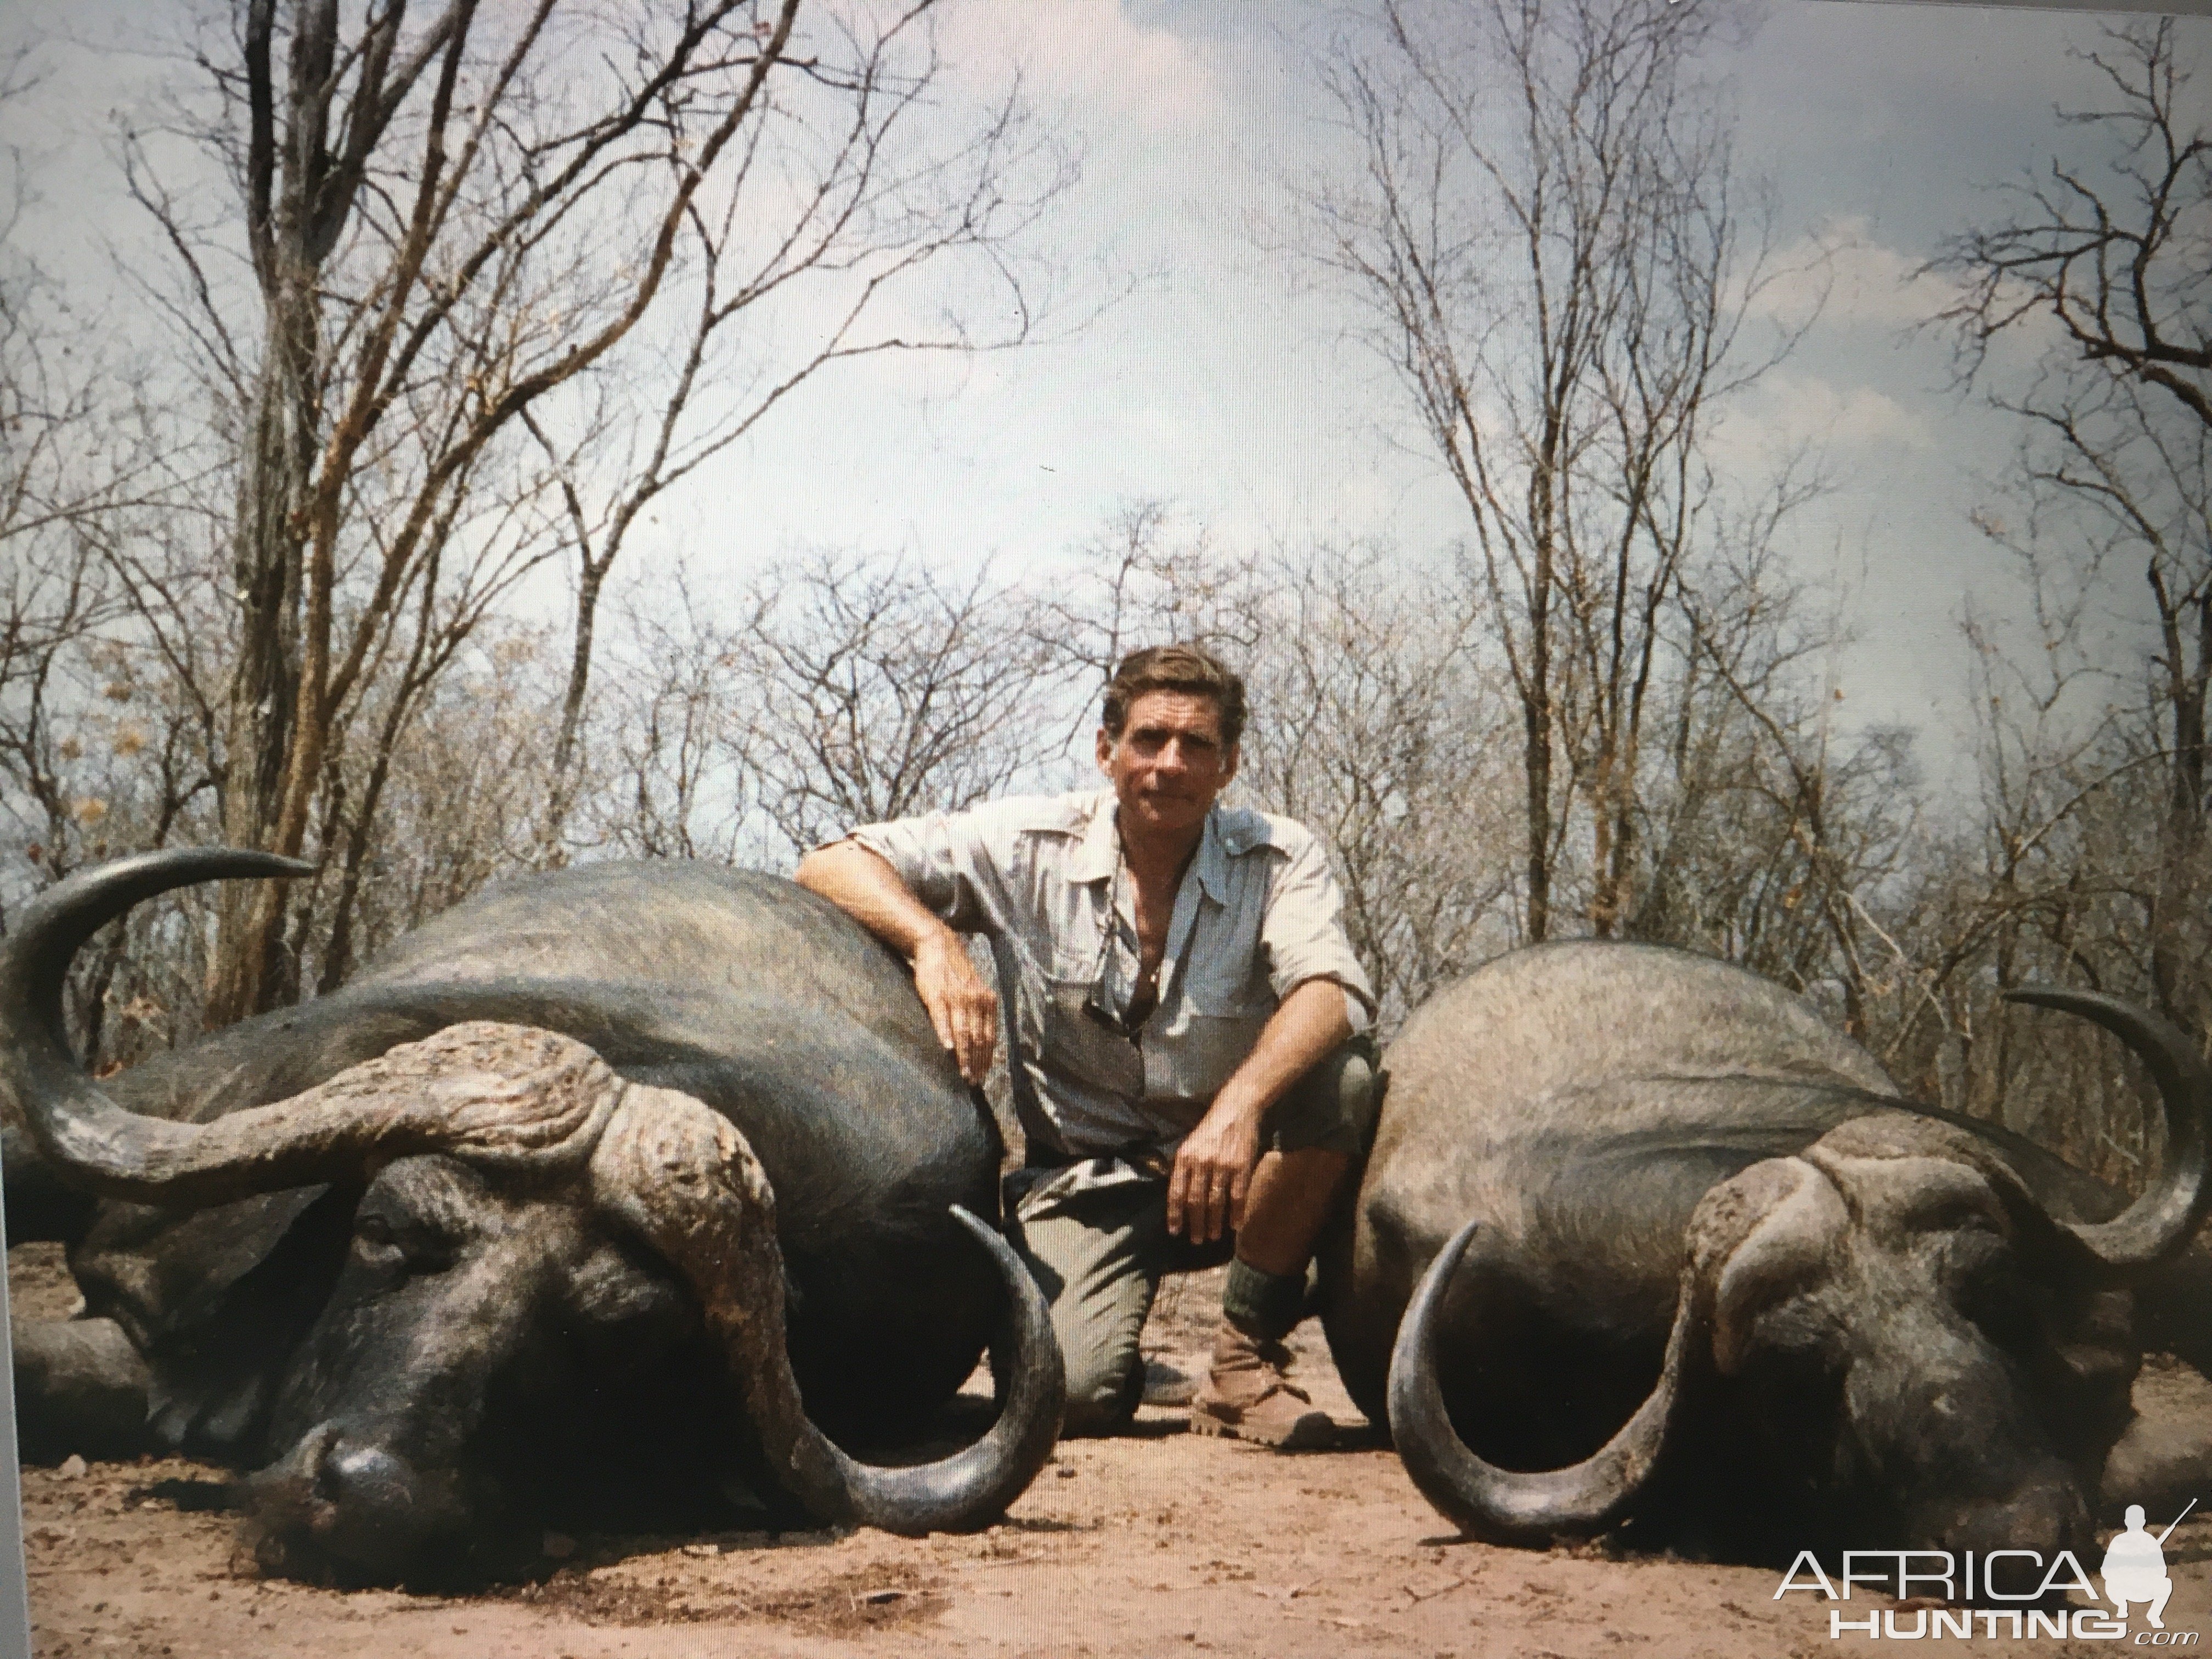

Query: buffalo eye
351;1211;450;1274
352;1214;405;1271
1949;1229;2034;1345
1743;1298;1842;1365
1942;1218;2013;1278
1921;1204;2015;1297
1909;1193;2006;1242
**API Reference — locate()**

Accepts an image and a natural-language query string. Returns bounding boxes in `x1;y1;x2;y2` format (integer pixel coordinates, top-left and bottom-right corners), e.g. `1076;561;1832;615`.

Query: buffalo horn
2006;987;2211;1273
834;1209;1065;1534
0;848;329;1205
0;851;617;1206
1387;1219;1686;1544
589;1080;1064;1536
749;1208;1066;1537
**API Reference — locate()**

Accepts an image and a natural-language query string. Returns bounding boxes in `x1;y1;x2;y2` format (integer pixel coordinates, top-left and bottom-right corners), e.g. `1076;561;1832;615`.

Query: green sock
1222;1257;1306;1342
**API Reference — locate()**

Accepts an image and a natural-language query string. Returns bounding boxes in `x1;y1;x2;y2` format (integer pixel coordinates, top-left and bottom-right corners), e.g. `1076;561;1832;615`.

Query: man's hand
794;839;998;1085
1166;1093;1263;1244
912;930;998;1085
1163;978;1356;1245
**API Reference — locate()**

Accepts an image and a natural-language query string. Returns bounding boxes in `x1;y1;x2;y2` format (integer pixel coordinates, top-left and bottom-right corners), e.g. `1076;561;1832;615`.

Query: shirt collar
1190;807;1230;902
1069;790;1231;902
1069;789;1120;884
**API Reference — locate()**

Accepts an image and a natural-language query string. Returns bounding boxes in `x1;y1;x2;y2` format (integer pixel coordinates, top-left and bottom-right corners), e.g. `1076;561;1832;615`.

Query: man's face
1096;690;1239;842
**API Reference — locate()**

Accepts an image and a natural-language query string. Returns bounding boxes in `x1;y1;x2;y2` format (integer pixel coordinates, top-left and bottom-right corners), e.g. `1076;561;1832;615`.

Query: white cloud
936;0;1217;136
1713;373;1936;463
1749;218;1968;333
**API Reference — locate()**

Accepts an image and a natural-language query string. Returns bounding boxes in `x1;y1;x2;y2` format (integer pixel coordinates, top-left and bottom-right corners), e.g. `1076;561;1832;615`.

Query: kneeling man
796;645;1379;1446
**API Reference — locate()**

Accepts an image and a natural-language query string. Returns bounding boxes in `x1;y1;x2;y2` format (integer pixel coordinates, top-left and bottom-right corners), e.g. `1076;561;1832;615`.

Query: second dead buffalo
1319;941;2212;1573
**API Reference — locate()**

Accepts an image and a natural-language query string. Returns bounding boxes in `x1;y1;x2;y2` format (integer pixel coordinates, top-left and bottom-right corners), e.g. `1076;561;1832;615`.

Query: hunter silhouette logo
2104;1500;2195;1630
1773;1499;2204;1641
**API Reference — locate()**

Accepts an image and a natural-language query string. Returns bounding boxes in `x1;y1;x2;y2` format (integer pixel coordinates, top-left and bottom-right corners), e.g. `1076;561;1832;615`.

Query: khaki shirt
847;788;1375;1165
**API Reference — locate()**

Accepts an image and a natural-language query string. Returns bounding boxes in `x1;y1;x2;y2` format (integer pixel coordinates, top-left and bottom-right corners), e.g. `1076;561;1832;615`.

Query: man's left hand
1164;979;1356;1245
1167;1094;1262;1245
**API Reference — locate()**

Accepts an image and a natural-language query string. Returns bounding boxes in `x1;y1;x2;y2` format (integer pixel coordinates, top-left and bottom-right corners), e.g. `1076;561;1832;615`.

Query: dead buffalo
1;849;1062;1585
1315;941;2211;1570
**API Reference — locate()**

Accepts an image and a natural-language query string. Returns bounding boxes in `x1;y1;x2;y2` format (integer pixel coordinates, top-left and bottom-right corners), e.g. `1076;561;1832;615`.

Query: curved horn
1;854;617;1207
0;848;315;1205
839;1207;1065;1533
2006;986;2211;1273
1387;1220;1688;1544
591;1089;1064;1535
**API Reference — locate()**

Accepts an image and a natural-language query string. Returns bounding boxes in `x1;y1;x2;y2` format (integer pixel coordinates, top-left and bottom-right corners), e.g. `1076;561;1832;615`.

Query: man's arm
1165;977;1353;1245
793;839;999;1084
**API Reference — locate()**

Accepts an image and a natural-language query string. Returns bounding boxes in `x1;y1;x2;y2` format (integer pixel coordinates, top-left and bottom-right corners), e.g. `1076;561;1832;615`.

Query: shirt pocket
1151;939;1273;1101
1152;1008;1269;1104
1040;972;1147;1102
1177;948;1274;1020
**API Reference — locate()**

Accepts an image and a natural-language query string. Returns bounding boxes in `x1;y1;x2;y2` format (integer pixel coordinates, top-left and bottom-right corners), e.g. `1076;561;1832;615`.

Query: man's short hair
1101;644;1247;749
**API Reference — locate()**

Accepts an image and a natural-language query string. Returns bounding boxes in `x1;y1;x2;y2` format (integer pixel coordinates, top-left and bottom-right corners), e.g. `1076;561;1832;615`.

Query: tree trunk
1523;529;1554;944
2149;583;2209;1030
539;555;607;860
207;281;320;1025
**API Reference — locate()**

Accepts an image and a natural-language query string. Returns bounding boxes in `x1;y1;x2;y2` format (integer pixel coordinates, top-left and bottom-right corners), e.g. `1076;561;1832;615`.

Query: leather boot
1188;1320;1337;1450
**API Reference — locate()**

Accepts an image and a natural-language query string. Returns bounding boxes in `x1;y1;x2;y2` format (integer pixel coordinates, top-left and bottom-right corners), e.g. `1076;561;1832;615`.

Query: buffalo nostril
298;1438;453;1578
317;1441;417;1525
238;1422;478;1583
237;1424;442;1581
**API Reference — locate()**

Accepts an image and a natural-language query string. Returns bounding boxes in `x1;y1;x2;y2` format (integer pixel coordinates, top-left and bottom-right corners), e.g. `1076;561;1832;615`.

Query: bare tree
1933;22;2209;427
1236;544;1516;1029
1291;0;1813;944
1929;21;2211;1033
521;22;1072;854
1660;533;1919;1041
1829;544;2181;1180
193;0;776;1018
331;619;568;953
301;472;571;992
105;0;1069;1022
0;296;131;898
0;55;234;1066
1030;502;1267;702
584;578;758;865
0;126;182;902
728;550;1071;859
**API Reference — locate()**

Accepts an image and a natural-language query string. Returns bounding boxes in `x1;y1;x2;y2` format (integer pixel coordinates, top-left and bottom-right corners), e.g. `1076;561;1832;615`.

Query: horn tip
946;1204;996;1246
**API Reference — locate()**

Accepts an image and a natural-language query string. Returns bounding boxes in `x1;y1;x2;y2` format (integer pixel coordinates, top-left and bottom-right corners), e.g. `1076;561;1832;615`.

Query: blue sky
5;0;2205;771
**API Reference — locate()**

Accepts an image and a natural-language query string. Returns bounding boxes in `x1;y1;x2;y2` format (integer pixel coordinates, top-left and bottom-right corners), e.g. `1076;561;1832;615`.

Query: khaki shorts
1002;1036;1381;1434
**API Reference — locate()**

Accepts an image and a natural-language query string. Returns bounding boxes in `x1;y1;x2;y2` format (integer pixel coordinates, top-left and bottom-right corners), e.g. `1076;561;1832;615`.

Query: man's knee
1060;1346;1143;1436
1268;1032;1384;1158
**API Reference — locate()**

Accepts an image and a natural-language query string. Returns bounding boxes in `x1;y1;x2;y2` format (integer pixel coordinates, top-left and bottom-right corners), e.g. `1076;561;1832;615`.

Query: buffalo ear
562;1231;701;1363
4;1124;98;1246
77;1182;358;1458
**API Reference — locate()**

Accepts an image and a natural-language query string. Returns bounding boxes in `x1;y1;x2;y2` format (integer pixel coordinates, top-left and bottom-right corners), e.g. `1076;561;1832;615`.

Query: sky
3;0;2207;777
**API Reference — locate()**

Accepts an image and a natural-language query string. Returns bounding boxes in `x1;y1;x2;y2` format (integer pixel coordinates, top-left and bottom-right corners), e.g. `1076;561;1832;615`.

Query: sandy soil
12;1246;2212;1659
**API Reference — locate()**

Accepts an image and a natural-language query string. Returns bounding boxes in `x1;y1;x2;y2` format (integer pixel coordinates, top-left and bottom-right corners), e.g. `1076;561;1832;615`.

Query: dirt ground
12;1244;2212;1659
